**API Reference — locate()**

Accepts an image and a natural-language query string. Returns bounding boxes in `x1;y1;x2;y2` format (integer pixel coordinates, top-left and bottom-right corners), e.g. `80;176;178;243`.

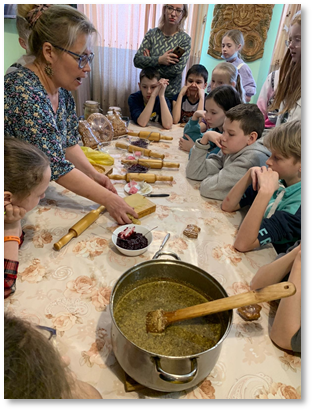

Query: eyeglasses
36;325;57;341
52;44;94;69
166;5;184;15
285;37;301;47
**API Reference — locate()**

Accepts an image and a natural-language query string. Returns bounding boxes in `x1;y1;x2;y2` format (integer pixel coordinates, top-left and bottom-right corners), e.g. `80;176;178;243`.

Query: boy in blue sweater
221;120;301;254
128;67;172;130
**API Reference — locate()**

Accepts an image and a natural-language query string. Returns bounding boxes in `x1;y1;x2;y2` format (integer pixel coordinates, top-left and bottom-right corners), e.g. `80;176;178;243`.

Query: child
186;103;269;200
4;312;102;398
207;62;245;103
4;137;51;298
5;14;34;74
172;64;208;125
250;241;301;353
179;85;242;153
257;12;301;127
128;67;173;129
221;120;301;254
221;29;256;103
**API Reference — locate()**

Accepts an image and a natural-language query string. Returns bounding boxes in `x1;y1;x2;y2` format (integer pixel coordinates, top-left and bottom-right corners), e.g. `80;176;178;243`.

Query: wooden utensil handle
127;131;139;137
167;282;296;323
149;151;165;160
53;206;106;251
161;135;173;141
108;174;127;181
53;230;76;251
162;162;180;168
156;175;173;182
115;141;128;150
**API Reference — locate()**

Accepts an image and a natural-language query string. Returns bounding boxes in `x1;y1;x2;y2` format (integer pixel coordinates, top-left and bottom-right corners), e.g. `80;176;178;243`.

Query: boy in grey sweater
186;104;270;200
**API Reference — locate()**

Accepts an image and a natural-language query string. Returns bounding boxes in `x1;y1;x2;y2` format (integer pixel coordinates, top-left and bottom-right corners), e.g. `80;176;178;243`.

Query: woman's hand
158;50;179;66
143;48;150;57
105;193;139;225
93;173;118;194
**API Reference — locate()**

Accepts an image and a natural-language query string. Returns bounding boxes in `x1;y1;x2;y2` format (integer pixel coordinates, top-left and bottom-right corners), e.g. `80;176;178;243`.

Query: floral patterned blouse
4;67;79;181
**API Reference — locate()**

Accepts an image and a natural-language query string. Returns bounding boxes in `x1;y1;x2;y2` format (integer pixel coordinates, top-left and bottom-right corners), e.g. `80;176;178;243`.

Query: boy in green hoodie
221;120;301;254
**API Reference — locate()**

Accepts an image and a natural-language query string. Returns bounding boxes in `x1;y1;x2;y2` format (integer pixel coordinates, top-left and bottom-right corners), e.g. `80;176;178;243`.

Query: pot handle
152;251;181;261
154;357;198;384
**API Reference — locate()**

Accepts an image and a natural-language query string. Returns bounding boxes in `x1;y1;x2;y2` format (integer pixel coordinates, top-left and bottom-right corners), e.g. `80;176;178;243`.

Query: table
4;122;301;399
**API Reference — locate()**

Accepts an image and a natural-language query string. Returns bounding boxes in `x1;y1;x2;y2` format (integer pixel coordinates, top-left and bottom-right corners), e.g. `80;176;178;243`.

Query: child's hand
197;87;205;100
158;78;169;96
200;131;222;148
192;110;206;121
250;166;279;194
179;134;195;152
179;85;189;97
151;82;162;98
4;204;25;237
143;49;150;57
256;166;279;194
4;203;26;226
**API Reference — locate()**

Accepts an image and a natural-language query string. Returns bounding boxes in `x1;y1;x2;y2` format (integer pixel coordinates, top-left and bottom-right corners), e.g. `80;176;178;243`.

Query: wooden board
92;164;113;175
124;194;156;218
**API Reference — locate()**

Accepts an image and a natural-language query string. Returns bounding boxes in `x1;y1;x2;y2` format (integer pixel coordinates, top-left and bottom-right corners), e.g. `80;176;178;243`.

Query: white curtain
77;4;208;118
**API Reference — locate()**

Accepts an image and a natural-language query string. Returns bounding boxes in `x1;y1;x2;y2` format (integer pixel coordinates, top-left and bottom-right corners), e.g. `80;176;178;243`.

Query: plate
124;182;153;196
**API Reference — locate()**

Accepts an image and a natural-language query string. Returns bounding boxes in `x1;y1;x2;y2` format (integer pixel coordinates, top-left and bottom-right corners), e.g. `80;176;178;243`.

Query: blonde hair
269;13;301;115
264;120;301;162
222;29;244;58
158;4;189;32
212;62;245;103
17;4;97;59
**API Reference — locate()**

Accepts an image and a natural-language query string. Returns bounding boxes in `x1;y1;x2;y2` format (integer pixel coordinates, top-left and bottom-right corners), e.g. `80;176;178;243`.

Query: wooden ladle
146;282;296;333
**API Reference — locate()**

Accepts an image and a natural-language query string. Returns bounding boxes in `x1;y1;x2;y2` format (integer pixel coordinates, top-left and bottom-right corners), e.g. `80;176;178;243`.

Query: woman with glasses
4;4;138;225
134;4;191;100
257;12;301;129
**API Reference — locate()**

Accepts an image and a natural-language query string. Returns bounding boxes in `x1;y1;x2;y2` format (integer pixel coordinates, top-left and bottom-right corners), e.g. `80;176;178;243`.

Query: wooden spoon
146;282;296;333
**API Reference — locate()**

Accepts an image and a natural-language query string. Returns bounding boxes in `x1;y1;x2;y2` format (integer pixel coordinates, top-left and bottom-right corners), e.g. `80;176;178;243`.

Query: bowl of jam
112;224;153;256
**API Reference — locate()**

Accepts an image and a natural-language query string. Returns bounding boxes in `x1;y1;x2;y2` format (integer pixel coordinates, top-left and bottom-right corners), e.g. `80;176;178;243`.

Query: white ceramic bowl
112;224;153;257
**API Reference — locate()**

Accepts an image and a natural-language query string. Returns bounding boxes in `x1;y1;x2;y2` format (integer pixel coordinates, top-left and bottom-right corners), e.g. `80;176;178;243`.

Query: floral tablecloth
4;123;301;399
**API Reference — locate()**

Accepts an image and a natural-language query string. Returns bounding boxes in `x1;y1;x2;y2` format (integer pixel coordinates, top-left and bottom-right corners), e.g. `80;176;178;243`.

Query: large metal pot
109;251;233;392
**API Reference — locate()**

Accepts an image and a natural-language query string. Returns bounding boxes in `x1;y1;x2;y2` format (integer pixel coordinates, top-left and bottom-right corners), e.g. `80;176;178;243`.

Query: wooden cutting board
124;194;156;218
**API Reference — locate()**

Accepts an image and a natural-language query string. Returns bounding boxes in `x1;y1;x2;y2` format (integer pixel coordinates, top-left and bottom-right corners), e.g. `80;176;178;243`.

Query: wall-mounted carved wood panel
208;4;274;62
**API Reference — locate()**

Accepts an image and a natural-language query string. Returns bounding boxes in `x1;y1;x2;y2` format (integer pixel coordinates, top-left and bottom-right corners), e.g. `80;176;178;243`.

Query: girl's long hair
269;14;301;114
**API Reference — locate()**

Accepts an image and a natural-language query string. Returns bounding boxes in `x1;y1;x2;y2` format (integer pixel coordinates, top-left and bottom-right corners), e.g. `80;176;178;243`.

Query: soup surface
114;279;224;356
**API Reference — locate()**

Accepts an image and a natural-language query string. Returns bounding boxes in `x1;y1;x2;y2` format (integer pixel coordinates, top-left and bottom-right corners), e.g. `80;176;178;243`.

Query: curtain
269;4;301;73
75;4;208;118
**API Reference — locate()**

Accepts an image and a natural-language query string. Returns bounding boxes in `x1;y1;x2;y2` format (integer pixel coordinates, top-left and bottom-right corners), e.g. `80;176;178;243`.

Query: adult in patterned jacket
133;4;191;100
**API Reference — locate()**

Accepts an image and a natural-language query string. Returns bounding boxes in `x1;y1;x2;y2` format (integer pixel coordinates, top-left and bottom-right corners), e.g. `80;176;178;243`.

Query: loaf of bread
237;304;262;321
183;224;201;239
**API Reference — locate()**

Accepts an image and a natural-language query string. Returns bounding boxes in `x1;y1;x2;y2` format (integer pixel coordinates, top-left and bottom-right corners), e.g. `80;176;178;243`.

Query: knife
145;194;170;197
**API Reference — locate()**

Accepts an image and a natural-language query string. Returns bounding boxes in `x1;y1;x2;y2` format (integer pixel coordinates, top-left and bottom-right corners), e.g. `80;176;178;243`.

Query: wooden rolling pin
128;131;173;141
108;173;173;183
121;158;180;169
115;142;165;160
53;205;105;251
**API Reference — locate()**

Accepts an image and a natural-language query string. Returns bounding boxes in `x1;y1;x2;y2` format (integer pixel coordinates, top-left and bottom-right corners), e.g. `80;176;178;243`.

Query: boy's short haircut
225;104;265;139
263;120;301;162
139;67;161;82
185;64;208;83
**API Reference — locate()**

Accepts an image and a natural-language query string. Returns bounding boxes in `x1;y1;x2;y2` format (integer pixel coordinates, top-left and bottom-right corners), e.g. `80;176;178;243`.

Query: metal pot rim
109;258;233;359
